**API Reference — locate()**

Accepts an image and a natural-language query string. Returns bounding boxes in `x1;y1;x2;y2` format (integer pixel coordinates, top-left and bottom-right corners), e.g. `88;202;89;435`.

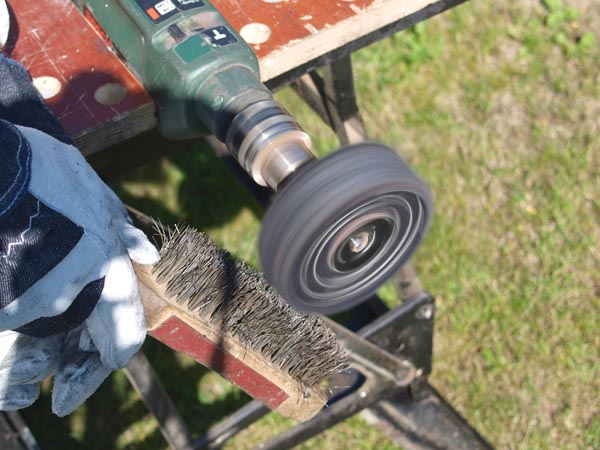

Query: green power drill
81;0;433;314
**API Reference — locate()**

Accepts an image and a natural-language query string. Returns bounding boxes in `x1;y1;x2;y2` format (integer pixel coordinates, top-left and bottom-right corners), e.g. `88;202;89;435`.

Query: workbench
6;0;493;449
9;0;462;155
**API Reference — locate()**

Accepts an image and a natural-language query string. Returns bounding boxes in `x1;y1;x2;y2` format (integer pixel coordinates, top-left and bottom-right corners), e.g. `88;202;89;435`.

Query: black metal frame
223;294;493;450
130;292;493;449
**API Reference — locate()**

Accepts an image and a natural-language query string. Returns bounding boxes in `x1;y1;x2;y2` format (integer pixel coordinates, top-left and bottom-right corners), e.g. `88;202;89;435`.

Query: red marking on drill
150;316;289;409
146;7;160;21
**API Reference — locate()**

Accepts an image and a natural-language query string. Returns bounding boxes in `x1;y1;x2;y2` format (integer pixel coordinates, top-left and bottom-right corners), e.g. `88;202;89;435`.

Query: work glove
0;120;160;416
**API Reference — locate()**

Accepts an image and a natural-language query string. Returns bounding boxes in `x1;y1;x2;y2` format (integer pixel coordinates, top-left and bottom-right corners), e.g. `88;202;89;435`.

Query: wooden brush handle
134;263;327;422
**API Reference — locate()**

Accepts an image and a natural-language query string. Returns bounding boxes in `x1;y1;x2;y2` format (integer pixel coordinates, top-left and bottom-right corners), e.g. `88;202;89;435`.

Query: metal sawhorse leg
0;411;41;450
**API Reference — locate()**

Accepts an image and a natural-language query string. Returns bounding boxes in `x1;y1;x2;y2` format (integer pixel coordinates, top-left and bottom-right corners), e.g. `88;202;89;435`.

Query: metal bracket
358;292;434;378
356;294;493;450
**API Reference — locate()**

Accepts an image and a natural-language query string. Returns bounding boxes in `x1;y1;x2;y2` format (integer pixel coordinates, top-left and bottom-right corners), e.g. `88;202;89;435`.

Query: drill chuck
226;100;314;189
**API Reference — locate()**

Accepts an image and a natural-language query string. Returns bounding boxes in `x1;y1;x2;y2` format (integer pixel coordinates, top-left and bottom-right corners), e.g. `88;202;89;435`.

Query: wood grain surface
8;0;434;154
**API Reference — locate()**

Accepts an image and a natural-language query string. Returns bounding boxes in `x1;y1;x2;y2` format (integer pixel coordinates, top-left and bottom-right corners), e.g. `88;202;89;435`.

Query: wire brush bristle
152;225;348;388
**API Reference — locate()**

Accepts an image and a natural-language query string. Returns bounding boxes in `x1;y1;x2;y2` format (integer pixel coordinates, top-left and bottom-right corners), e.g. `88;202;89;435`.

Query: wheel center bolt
348;231;372;253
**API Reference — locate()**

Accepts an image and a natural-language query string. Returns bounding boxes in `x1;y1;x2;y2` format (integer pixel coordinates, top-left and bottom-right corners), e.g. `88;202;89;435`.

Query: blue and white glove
0;120;160;416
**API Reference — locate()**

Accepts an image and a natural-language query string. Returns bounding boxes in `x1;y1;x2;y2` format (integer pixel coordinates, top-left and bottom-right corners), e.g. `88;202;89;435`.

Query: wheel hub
333;218;393;272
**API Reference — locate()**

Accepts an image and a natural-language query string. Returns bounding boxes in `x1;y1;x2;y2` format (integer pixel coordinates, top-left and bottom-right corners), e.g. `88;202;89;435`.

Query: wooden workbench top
7;0;443;155
217;0;434;81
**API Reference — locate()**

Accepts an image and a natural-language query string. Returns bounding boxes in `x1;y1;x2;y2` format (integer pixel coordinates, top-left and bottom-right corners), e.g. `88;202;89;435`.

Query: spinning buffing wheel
259;143;432;314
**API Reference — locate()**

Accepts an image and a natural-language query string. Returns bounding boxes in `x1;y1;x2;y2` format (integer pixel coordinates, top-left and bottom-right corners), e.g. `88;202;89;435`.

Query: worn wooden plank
215;0;435;81
8;0;155;155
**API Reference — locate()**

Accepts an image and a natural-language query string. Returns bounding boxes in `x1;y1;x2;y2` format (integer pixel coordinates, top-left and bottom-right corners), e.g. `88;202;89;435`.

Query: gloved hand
0;120;160;416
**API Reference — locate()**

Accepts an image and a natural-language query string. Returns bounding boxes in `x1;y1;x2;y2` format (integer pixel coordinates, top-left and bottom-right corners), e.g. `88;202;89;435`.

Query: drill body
84;0;270;140
83;0;313;188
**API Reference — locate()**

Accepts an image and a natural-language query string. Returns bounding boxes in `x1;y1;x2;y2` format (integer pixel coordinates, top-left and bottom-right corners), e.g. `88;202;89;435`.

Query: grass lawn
21;0;599;449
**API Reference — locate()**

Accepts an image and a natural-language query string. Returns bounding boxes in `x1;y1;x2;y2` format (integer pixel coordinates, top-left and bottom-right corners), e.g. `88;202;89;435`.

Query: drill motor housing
83;0;269;140
83;0;314;189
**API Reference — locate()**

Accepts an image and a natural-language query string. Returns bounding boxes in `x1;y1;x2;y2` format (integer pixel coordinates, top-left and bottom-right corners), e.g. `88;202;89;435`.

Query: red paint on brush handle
150;316;289;409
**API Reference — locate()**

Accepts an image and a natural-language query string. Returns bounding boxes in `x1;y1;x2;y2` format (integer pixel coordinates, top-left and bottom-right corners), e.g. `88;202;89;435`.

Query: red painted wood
8;0;378;145
150;316;289;409
215;0;377;59
8;0;151;138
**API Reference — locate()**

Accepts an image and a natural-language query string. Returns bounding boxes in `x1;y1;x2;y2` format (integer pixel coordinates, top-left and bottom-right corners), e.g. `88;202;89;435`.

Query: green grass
21;0;600;448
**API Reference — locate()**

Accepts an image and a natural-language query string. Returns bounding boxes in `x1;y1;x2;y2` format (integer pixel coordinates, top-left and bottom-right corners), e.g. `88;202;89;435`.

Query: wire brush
133;224;348;422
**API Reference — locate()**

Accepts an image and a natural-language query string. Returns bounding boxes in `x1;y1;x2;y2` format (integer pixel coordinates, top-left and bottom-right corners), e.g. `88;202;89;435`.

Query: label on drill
201;26;237;46
136;0;205;24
